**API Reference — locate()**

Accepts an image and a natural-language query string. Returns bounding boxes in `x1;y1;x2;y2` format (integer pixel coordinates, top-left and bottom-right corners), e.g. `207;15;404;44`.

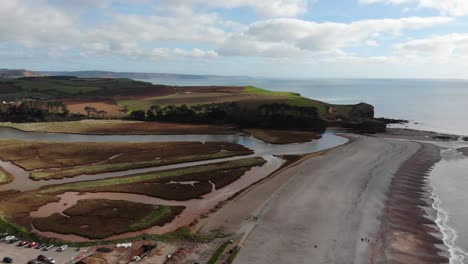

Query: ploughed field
0;140;252;180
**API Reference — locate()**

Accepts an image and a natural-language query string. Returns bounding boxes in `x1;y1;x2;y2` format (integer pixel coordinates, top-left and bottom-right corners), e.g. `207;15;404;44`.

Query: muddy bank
378;128;462;142
458;147;468;157
0;120;239;135
245;129;321;144
374;143;448;263
32;199;185;239
26;156;284;241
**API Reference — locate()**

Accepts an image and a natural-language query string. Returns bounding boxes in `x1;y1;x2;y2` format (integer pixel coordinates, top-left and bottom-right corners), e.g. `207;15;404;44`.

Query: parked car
46;258;55;264
3;236;14;241
43;244;54;251
3;257;13;263
37;255;47;261
8;238;19;244
18;241;29;247
57;245;68;252
0;233;8;238
29;242;38;248
36;243;46;249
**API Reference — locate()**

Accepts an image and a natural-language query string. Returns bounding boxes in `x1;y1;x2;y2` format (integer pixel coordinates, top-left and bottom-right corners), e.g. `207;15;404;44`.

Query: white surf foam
431;188;468;264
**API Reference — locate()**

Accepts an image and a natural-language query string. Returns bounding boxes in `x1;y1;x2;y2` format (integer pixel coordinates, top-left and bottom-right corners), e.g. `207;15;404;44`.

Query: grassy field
0;77;174;99
116;86;331;115
243;86;328;116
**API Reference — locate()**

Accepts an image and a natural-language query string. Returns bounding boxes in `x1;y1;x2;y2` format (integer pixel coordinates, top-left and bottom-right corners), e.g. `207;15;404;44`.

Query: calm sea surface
144;77;468;135
145;77;468;263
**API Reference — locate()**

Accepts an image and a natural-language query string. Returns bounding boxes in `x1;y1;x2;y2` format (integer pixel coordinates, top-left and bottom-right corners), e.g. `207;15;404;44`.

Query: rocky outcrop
349;103;374;119
375;117;409;124
353;119;386;133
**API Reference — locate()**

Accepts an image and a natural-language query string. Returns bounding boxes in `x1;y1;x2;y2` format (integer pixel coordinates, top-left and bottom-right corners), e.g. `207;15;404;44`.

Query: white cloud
0;0;226;62
360;0;468;16
0;0;78;48
395;33;468;60
218;16;453;57
161;0;309;17
0;0;459;70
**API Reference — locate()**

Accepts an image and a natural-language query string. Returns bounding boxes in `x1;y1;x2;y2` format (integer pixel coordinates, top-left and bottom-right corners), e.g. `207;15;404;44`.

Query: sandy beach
207;134;449;264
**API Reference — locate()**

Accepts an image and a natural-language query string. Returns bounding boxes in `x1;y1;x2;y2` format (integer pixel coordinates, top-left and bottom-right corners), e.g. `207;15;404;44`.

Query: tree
84;106;97;117
97;110;107;119
146;105;160;120
127;110;145;120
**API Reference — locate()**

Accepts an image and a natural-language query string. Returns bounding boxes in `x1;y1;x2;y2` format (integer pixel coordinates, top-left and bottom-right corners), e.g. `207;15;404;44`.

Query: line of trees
126;102;327;132
0;101;84;123
84;106;108;118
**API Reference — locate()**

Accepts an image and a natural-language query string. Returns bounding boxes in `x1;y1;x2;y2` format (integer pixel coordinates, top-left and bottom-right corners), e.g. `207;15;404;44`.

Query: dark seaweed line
376;143;449;264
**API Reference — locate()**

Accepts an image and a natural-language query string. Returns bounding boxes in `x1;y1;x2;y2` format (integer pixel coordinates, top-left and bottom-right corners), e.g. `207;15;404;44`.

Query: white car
3;236;15;241
46;258;55;264
58;245;68;252
44;244;54;251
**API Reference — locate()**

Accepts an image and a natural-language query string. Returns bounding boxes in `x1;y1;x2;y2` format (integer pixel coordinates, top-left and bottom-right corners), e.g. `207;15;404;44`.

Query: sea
143;77;468;263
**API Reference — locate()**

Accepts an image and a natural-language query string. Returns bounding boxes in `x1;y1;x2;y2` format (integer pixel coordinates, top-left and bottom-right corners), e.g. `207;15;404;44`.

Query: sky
2;0;468;78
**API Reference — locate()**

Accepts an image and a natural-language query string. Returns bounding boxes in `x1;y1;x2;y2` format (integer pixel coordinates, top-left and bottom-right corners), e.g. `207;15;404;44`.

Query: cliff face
349;103;374;119
328;102;386;133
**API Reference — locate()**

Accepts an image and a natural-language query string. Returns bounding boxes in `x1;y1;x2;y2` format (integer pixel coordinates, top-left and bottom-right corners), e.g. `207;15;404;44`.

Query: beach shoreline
219;131;453;264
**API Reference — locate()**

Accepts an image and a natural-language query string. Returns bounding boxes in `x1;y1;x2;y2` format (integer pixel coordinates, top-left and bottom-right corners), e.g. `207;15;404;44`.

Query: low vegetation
0;157;265;241
207;241;230;264
38;157;265;199
246;129;321;144
32;199;185;239
0;120;237;134
0;140;252;179
0;167;12;185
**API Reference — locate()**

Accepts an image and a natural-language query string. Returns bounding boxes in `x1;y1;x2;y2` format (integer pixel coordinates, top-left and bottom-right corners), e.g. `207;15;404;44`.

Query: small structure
327;106;337;120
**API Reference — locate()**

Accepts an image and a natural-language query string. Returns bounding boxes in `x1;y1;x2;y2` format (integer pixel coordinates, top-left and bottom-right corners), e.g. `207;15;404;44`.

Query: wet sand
234;135;445;264
373;143;449;263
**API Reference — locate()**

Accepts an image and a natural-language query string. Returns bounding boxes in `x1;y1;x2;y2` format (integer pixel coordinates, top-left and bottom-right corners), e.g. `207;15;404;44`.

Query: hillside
39;70;239;80
0;69;42;79
0;76;382;132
